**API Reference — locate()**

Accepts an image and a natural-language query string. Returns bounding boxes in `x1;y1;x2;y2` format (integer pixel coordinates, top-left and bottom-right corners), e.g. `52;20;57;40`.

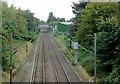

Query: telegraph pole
26;27;28;53
87;33;97;84
10;33;12;83
94;33;96;84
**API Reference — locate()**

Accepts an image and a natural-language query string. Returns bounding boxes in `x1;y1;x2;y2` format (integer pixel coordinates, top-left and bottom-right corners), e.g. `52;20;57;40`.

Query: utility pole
26;27;28;53
10;33;12;83
94;33;96;84
87;33;97;84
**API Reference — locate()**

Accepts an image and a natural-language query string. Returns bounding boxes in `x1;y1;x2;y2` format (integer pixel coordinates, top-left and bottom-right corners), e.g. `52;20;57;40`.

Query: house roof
59;22;74;25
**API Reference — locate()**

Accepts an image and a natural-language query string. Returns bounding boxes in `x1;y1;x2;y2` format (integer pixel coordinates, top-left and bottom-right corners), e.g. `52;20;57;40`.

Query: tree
72;1;87;25
97;16;120;83
39;20;47;25
72;1;120;83
60;18;65;22
71;1;88;42
47;12;56;23
1;1;40;71
16;8;27;33
24;9;35;30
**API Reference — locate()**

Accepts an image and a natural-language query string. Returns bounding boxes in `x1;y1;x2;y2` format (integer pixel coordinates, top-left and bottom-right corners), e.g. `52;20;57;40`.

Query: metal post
75;49;77;64
10;33;12;83
26;27;28;53
57;39;59;45
74;42;78;65
94;33;96;84
70;38;72;48
67;26;68;36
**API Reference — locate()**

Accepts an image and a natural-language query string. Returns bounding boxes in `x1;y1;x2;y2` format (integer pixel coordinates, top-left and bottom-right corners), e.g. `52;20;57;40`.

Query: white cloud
7;0;79;21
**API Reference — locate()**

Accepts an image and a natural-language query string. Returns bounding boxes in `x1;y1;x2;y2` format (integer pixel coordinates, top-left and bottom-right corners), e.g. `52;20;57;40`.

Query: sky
7;0;79;21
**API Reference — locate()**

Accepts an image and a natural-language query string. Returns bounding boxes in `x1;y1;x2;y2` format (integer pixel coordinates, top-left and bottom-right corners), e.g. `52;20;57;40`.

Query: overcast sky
7;0;79;21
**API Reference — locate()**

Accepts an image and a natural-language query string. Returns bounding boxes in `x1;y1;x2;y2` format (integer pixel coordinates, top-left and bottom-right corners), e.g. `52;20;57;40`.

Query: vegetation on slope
71;2;120;83
1;1;40;74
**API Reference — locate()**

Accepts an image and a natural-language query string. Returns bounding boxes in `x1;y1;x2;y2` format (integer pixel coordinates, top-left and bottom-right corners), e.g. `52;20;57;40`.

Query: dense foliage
47;12;65;26
1;1;40;71
24;9;40;31
71;1;120;83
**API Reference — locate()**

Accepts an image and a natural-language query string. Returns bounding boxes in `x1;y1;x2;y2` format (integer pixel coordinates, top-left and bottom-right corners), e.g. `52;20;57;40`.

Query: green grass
51;32;94;77
13;39;26;48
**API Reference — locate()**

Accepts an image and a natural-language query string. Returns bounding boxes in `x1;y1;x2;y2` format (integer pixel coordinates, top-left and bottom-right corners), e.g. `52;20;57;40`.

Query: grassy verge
50;32;94;82
2;39;33;82
2;31;38;82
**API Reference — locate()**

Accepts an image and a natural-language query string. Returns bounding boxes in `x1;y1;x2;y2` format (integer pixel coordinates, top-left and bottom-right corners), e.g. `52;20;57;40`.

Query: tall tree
47;12;66;26
1;1;40;71
47;12;56;23
24;9;35;30
16;8;27;33
72;1;87;24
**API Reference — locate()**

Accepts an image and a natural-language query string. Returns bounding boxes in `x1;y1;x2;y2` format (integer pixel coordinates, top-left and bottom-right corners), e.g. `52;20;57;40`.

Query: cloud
7;0;78;21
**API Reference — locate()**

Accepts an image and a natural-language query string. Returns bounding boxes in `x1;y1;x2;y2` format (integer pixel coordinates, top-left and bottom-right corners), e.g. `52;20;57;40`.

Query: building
57;22;73;33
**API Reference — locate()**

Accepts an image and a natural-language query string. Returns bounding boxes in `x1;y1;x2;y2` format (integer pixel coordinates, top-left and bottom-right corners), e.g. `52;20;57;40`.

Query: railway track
32;29;81;83
46;33;70;83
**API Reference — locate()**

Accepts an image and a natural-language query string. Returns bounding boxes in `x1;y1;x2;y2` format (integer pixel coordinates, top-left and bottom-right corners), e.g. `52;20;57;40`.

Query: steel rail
54;33;93;82
32;52;40;83
45;33;60;82
42;35;46;83
30;33;40;84
32;36;41;83
33;33;46;83
48;33;71;84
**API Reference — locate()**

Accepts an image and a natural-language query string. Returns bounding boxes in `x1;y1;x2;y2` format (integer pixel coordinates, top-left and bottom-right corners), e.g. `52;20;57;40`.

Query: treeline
1;1;40;71
47;12;65;26
70;1;120;83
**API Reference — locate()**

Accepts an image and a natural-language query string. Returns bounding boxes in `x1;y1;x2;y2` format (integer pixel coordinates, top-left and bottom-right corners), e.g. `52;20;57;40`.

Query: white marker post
71;41;74;53
71;41;74;49
74;42;78;64
57;39;59;45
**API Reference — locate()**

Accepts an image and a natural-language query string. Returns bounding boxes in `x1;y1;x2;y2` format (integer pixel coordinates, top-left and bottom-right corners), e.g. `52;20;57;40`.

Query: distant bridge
39;25;49;28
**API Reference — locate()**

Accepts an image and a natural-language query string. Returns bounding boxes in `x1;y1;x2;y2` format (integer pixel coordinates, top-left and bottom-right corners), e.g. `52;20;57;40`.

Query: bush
80;55;94;76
